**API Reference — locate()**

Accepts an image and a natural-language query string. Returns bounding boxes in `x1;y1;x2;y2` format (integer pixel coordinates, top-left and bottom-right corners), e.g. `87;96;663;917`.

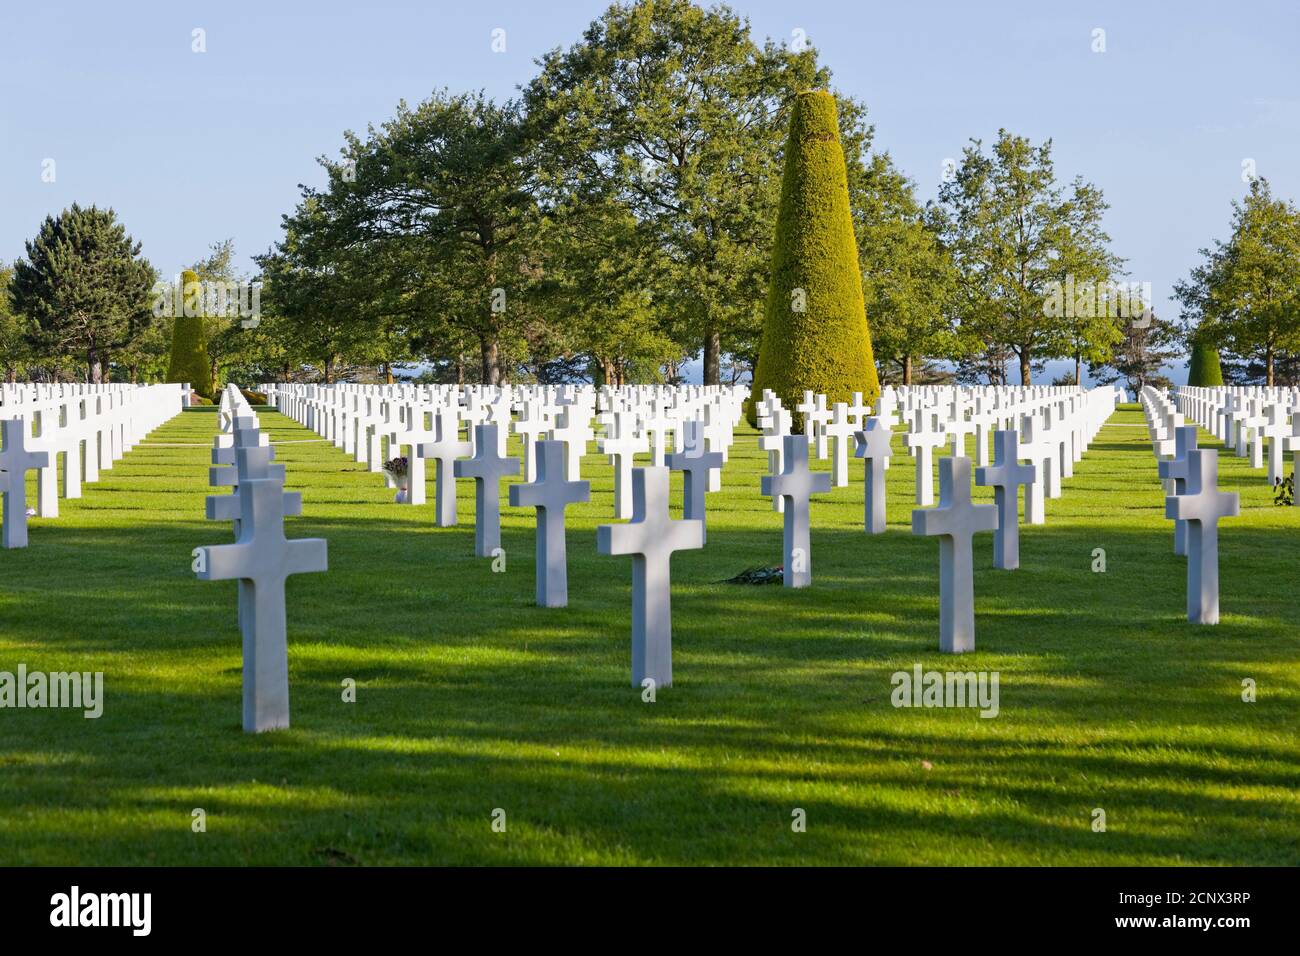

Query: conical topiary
748;89;880;429
1186;337;1223;387
166;269;213;398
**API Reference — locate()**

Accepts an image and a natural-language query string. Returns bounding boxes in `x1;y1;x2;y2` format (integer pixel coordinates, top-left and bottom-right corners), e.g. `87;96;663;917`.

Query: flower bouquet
383;456;411;503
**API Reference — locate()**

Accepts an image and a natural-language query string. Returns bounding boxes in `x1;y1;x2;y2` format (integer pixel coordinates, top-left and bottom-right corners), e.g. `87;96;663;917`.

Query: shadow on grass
2;507;1297;865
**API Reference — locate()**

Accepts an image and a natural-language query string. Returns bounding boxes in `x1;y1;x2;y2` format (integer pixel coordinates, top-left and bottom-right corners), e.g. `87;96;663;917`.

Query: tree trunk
1075;353;1082;387
703;330;721;386
902;354;913;385
324;356;334;385
1266;345;1275;386
87;347;103;384
480;336;500;386
1019;348;1032;386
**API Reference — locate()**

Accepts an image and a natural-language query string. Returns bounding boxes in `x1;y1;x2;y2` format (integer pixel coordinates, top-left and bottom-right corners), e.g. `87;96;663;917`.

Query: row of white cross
758;385;1120;652
247;382;1123;685
257;383;745;692
181;379;1266;733
192;385;328;733
1174;385;1300;488
756;384;1120;514
0;383;185;548
1139;387;1240;624
260;382;749;520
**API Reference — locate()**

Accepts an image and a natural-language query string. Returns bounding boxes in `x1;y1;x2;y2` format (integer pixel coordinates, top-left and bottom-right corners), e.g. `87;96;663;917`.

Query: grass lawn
0;402;1296;865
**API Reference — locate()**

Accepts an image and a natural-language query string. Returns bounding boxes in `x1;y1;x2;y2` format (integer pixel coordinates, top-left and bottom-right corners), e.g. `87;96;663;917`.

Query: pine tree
10;203;154;383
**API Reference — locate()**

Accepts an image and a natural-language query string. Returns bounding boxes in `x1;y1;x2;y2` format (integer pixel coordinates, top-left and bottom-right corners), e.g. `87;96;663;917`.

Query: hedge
165;269;214;399
748;90;880;429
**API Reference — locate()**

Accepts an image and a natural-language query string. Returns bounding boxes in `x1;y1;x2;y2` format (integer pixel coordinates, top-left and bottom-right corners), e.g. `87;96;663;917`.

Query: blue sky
2;1;1297;383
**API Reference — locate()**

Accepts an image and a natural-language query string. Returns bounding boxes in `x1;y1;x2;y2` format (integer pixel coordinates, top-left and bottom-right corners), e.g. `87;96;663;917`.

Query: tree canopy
1175;177;1300;385
9;203;155;383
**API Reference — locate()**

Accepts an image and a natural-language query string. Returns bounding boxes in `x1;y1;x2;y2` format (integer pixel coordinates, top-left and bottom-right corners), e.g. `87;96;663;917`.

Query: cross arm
596;522;634;557
666;517;705;553
285;537;329;577
194;541;252;582
1156;455;1190;481
206;491;302;522
508;482;540;508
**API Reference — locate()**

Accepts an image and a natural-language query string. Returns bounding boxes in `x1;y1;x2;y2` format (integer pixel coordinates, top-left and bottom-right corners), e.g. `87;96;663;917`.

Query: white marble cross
796;391;831;459
761;433;830;587
848;391;872;428
912;455;998;653
597;466;704;688
975;430;1036;570
1287;416;1300;508
823;402;856;488
599;412;647;520
352;394;381;468
1238;402;1265;465
1166;448;1238;625
487;392;513;457
391;403;437;506
700;403;731;491
946;395;974;457
0;418;49;549
665;420;723;540
905;411;947;506
550;405;592;479
461;392;488;456
853;416;893;534
759;405;792;513
1156;425;1198;557
1018;412;1052;525
513;402;550;483
32;410;60;518
1040;405;1066;498
508;439;590;607
62;400;88;498
195;477;327;732
873;393;895;470
455;423;520;557
642;406;673;468
971;398;995;467
418;407;471;526
1259;405;1289;485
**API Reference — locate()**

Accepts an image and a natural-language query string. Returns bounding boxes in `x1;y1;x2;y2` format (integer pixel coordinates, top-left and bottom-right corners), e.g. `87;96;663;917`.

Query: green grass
0;403;1296;865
